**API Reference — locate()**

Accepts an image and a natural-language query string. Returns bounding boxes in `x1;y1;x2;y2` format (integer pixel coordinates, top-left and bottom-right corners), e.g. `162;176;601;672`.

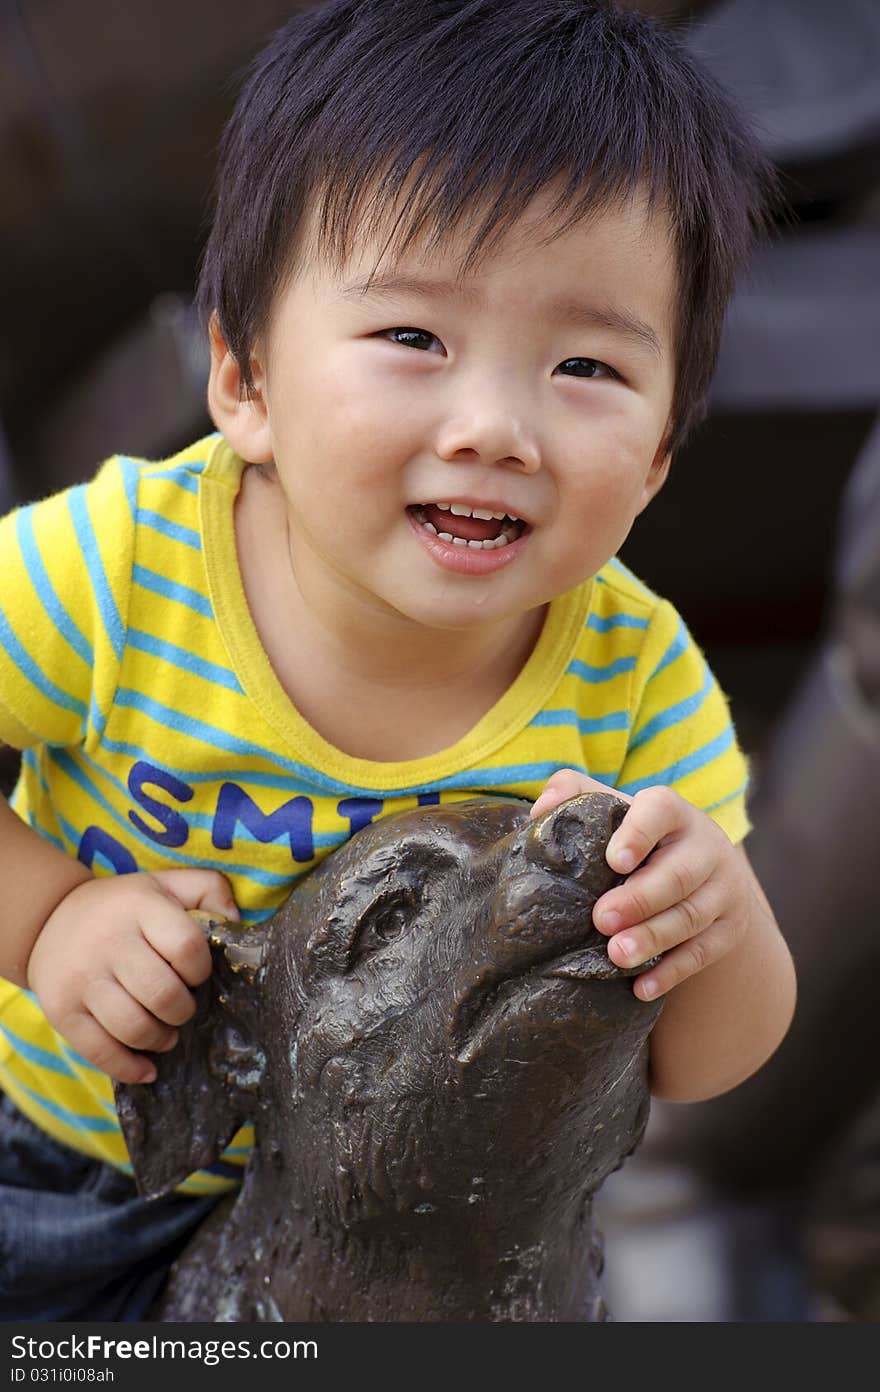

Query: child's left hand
530;768;751;1003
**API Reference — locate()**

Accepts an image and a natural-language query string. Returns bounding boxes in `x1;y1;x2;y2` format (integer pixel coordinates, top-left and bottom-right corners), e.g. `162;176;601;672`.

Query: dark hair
198;0;778;453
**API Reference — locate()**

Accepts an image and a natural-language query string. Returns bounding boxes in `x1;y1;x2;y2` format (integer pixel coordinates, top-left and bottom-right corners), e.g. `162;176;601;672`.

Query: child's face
236;186;676;632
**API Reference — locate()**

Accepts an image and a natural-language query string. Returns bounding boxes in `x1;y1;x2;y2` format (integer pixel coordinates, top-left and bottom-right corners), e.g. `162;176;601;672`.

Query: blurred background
1;0;878;1321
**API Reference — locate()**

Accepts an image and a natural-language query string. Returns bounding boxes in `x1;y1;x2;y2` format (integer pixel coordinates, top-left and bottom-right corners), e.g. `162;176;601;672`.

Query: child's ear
206;313;274;464
636;434;672;515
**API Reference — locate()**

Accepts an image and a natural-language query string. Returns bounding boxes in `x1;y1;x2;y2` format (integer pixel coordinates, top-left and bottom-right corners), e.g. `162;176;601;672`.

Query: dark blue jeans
0;1090;221;1321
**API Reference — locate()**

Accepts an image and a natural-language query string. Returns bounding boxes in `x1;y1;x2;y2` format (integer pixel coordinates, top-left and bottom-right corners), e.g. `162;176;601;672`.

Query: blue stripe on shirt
0;602;88;723
89;691;106;740
619;726;735;795
142;460;206;489
64;728;592;804
531;708;630;735
16;508;94;666
586;612;649;633
568;656;636;683
10;1078;120;1134
628;663;712;752
705;780;749;815
113;689;300;764
137;510;202;550
0;1021;78;1077
132;564;214;618
60;1042;104;1075
126;629;243;693
647;617;689;681
116;455;140;519
67;485;125;661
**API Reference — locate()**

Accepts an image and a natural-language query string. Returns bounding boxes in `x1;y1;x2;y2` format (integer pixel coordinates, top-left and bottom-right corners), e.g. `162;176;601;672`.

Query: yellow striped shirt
0;433;749;1193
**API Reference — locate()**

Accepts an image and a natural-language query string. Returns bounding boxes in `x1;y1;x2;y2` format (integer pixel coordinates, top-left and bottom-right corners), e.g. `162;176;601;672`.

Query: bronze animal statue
115;792;663;1321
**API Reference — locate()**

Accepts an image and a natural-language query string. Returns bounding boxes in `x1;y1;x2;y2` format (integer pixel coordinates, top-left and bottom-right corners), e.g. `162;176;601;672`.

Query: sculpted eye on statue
115;792;663;1322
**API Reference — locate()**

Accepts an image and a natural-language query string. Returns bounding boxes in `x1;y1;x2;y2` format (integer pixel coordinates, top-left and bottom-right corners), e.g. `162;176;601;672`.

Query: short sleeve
0;458;136;751
618;599;750;843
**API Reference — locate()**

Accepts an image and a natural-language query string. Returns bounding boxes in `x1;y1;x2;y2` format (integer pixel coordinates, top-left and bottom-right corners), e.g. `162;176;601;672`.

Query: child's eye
556;357;618;380
381;327;445;354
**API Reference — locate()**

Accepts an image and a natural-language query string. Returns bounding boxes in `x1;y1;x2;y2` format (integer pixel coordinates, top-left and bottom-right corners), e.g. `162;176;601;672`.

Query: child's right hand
25;869;239;1084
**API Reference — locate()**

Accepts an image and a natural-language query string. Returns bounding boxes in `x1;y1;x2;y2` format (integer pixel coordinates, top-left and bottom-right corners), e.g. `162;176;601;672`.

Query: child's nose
434;401;541;474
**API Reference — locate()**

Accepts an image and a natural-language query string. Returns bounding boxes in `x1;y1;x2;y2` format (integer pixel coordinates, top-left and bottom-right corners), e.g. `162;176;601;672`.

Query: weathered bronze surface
116;792;662;1321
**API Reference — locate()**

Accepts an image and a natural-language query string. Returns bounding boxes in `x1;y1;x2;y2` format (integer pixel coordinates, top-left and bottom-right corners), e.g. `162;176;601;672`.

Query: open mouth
408;502;529;551
539;944;650;982
454;941;655;1065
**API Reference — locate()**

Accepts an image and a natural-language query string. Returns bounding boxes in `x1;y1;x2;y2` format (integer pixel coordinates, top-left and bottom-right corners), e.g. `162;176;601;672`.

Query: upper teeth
435;502;519;522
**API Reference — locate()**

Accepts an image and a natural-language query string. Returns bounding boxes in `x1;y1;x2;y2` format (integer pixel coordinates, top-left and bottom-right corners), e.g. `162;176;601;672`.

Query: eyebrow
338;272;663;359
547;296;662;359
338;272;482;309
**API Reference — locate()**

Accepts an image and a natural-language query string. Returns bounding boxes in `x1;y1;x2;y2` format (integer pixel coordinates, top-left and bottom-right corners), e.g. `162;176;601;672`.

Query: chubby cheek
298;359;422;491
566;432;655;534
269;411;411;552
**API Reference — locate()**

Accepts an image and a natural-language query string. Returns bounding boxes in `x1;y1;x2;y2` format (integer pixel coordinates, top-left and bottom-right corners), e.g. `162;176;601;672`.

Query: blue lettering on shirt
76;762;455;870
127;760;193;848
212;783;315;862
336;796;384;834
78;826;138;874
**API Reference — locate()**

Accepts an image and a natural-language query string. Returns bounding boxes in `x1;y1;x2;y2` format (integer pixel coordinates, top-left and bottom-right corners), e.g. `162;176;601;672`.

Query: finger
631;918;736;1001
530;769;623;820
112;941;201;1025
593;837;716;934
138;904;214;988
604;785;694;874
82;976;179;1053
55;1006;159;1085
150;868;240;922
606;879;721;968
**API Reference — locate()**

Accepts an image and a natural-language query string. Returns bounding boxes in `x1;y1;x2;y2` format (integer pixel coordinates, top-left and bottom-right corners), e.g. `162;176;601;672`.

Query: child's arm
530;770;796;1103
0;791;239;1084
0;791;92;985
